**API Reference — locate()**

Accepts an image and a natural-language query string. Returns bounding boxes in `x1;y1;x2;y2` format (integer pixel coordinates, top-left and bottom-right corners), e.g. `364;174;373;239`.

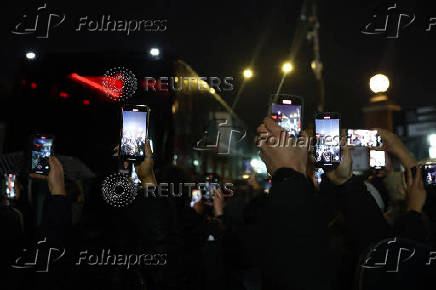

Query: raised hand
327;146;353;185
30;156;66;196
134;139;157;186
376;128;416;169
404;167;427;213
255;117;308;175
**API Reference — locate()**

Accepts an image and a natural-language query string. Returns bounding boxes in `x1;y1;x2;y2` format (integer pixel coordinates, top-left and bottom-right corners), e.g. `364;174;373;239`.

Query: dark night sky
1;0;436;131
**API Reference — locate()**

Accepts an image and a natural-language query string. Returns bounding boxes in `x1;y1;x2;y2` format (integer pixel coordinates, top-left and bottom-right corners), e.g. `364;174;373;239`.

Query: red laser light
59;92;70;98
70;73;121;99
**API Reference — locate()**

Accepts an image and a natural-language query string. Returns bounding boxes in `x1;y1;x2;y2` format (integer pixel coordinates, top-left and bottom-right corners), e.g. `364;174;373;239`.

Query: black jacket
260;168;332;290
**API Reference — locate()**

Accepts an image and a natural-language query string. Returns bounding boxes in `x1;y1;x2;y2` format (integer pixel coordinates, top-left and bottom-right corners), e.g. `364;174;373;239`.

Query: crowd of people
121;127;146;157
1;116;436;290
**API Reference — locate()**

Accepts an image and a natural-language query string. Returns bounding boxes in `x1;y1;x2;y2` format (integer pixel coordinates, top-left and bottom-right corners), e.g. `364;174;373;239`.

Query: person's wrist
140;174;157;186
272;162;306;176
391;144;415;166
50;187;67;196
327;171;352;185
407;205;423;213
398;153;417;169
214;208;224;217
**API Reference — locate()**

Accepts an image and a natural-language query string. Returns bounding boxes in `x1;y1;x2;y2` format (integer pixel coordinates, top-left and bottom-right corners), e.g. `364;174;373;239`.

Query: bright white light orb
370;74;390;93
150;48;160;56
26;52;36;60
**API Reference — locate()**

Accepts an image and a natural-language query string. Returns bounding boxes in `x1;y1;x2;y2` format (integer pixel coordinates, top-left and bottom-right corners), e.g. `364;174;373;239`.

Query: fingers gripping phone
120;104;150;161
314;113;341;168
271;94;303;137
30;134;54;175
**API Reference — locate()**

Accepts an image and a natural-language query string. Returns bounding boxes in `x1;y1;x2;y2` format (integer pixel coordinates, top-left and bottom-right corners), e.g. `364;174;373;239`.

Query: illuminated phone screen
271;103;301;136
31;136;53;174
315;116;341;167
370;150;386;169
424;164;436;186
5;174;16;199
348;129;382;147
120;108;148;159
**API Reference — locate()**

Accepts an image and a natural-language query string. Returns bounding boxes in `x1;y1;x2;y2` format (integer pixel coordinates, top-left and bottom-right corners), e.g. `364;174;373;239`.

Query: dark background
1;0;435;149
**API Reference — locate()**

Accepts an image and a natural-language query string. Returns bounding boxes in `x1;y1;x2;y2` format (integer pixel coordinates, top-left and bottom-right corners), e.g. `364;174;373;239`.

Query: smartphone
190;189;202;207
264;178;272;194
348;129;382;147
314;113;341;168
271;94;303;136
369;150;386;169
118;160;132;175
31;134;54;175
242;159;252;176
120;104;150;161
5;174;16;199
202;173;220;203
422;162;436;187
314;168;324;184
130;163;142;186
351;147;370;172
118;160;142;186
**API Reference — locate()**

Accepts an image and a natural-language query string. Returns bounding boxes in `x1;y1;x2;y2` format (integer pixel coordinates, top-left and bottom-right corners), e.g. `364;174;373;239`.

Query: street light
25;51;36;60
149;48;160;56
282;62;294;73
370;74;390;93
243;68;253;79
